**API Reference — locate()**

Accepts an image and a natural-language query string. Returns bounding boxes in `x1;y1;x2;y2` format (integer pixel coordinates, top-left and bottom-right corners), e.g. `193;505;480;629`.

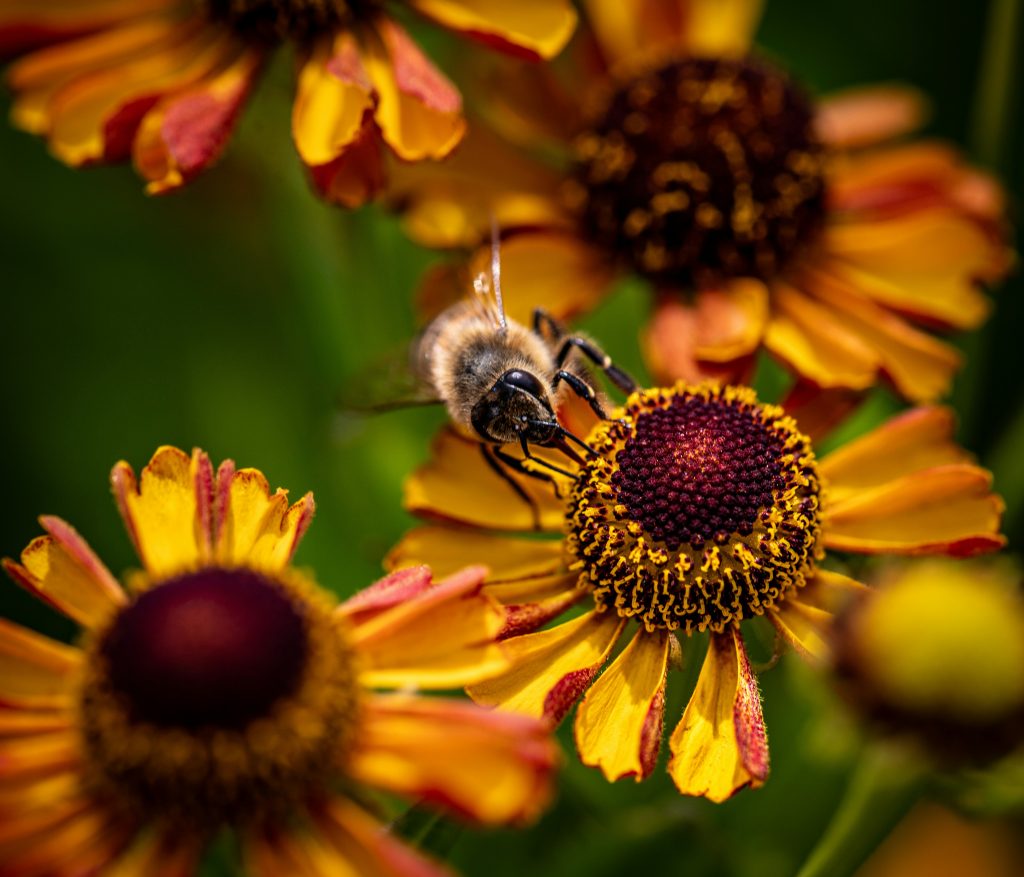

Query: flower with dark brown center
570;56;826;287
199;0;358;43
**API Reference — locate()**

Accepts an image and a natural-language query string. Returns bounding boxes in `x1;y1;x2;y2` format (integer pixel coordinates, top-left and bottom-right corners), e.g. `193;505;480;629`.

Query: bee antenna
490;215;508;336
557;425;599;459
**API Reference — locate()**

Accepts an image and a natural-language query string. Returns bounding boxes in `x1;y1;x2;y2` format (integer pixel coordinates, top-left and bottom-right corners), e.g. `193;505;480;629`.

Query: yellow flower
0;0;576;203
390;0;1011;402
0;446;557;875
389;385;1005;802
833;557;1024;764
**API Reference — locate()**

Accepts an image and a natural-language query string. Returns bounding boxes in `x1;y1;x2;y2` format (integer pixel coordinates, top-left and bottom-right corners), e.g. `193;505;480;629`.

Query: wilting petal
0;620;80;709
820;406;970;502
764;282;879;389
467;610;624;722
769;570;868;663
824;464;1005;557
46;21;242;166
575;629;669;781
111;447;213;579
134;45;262;194
825;212;994;328
348;694;556;824
212;462;314;572
386;525;564;582
337;565;434;624
815;85;926;148
351;566;508;688
404;428;566;532
409;0;576;60
800;263;963;402
389;123;570;248
668;629;768;802
2;517;125;629
644;281;767;385
499;587;585;638
364;17;464;162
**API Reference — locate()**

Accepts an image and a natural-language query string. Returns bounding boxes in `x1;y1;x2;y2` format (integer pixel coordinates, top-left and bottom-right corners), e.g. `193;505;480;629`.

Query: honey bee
409;229;637;524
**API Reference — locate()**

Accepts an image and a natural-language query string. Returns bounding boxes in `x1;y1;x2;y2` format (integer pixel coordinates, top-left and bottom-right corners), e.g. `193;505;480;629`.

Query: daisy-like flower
0;1;576;203
834;557;1024;765
388;385;1005;802
391;0;1011;401
0;446;557;876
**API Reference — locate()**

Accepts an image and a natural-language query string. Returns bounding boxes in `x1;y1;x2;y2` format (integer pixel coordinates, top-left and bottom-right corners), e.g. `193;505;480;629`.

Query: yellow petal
824;464;1005;557
800;263;962;402
386;524;564;582
409;0;577;60
0;710;72;739
574;629;668;781
111;446;213;579
0;731;81;782
292;31;374;167
0;618;80;708
769;569;868;663
815;85;927;149
103;830;203;877
348;694;556;824
352;566;508;689
668;629;768;802
214;462;315;571
764;282;880;389
364;17;465;162
405;427;566;532
820;406;969;502
467;609;624;721
4;516;125;629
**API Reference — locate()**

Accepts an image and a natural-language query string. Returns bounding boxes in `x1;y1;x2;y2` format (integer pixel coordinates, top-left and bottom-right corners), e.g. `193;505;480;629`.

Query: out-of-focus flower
0;446;557;876
834;557;1024;764
391;0;1011;401
389;387;1005;802
0;0;576;203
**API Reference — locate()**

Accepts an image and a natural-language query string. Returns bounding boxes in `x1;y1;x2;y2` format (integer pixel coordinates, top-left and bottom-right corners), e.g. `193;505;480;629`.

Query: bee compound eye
501;369;545;398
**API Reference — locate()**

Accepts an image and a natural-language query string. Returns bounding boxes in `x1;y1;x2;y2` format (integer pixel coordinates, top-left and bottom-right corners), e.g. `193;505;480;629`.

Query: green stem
391;801;466;858
795;745;929;877
969;0;1020;169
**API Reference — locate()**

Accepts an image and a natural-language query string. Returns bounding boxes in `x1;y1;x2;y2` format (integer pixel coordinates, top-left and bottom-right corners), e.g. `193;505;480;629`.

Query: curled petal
574;629;669;781
669;628;768;802
348;694;556;824
467;610;624;722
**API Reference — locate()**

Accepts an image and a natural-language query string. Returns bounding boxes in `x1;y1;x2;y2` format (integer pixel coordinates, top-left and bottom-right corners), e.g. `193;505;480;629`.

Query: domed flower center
567;385;822;634
199;0;361;42
569;56;825;287
102;568;307;728
80;567;358;824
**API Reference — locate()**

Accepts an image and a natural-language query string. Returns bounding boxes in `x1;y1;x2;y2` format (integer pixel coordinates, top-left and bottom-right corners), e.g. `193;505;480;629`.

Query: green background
0;0;1020;874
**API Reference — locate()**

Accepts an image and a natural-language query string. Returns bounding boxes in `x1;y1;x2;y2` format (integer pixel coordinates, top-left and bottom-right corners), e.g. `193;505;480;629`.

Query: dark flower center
612;393;785;550
569;56;826;287
199;0;364;43
567;385;822;633
102;568;307;728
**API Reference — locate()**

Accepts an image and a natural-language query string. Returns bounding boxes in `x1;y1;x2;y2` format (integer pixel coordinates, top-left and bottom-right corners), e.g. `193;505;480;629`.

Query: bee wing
336;343;441;414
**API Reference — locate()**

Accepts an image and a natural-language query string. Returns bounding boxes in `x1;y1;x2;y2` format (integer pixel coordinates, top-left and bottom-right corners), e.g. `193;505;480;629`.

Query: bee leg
518;435;576;479
553;369;613;421
479;444;543;530
535;307;636;394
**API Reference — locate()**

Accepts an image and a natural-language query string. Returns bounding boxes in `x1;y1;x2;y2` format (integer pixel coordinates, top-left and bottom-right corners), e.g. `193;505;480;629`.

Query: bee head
471;369;560;445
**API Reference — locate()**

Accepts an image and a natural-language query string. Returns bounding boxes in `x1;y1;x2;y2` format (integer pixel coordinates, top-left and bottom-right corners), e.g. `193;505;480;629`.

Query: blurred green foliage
0;0;1020;875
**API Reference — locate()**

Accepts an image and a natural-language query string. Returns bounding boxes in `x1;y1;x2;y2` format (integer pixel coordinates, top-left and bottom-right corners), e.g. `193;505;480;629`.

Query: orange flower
390;0;1011;401
389;386;1005;802
1;0;576;203
0;446;557;876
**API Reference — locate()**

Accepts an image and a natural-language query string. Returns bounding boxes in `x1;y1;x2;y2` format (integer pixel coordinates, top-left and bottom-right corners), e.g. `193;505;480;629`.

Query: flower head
390;387;1005;802
1;0;577;202
833;557;1024;764
0;446;557;875
391;0;1011;402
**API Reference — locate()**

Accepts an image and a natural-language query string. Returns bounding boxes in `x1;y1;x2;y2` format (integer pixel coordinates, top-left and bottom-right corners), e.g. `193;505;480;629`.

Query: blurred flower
0;0;576;203
390;0;1011;401
389;387;1005;802
0;446;557;876
833;557;1024;764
